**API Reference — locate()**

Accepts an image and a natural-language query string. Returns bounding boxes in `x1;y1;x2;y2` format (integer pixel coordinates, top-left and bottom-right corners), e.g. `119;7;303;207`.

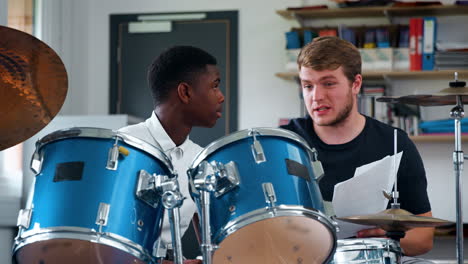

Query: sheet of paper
332;152;403;239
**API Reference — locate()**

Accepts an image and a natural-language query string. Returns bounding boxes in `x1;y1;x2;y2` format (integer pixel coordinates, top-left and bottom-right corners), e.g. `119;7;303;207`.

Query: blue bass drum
13;127;173;264
189;128;337;264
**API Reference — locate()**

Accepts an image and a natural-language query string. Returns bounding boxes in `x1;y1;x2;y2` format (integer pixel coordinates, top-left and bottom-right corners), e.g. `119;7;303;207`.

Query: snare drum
331;238;402;264
189;128;337;264
13;127;174;264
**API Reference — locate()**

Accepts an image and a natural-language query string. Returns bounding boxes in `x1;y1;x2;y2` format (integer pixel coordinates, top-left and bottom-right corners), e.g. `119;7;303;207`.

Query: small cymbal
376;95;468;106
338;208;452;232
438;86;468;95
0;26;68;151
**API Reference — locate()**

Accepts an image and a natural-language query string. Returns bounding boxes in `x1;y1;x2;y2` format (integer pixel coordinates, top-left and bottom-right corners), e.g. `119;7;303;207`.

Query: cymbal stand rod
200;190;214;264
392;129;400;209
450;95;464;264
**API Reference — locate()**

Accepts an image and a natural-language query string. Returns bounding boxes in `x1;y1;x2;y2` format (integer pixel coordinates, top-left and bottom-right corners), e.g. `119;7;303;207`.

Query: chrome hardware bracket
249;129;266;164
95;202;110;233
30;149;43;175
106;137;121;170
310;148;325;181
136;170;162;208
17;209;32;229
211;161;240;198
262;182;277;209
192;160;240;198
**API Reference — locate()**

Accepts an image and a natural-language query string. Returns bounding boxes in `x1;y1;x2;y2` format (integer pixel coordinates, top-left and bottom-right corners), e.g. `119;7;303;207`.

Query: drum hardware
311;148;325;180
153;238;167;264
0;26;68;151
17;209;32;230
262;182;277;209
191;161;221;264
30;151;43;175
249;129;266;164
377;73;466;264
190;160;240;198
95;202;110;234
136;169;185;264
136;170;168;208
16;209;33;240
106;138;130;170
162;189;184;264
106;137;121;170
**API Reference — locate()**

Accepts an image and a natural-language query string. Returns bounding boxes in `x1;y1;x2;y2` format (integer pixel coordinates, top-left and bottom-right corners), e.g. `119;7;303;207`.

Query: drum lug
310;148;325;181
17;208;32;229
30;149;43;175
153;238;167;261
249;129;266;164
106;138;121;170
262;182;277;209
95;202;110;233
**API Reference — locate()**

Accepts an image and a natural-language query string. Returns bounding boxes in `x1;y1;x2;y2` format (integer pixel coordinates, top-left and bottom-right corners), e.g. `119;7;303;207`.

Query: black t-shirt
280;115;431;215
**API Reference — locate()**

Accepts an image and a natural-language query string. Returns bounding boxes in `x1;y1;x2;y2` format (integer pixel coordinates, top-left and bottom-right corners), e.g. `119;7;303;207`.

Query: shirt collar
146;111;190;152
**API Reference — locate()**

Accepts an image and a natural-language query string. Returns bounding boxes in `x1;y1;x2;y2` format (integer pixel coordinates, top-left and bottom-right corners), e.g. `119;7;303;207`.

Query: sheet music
332;152;403;239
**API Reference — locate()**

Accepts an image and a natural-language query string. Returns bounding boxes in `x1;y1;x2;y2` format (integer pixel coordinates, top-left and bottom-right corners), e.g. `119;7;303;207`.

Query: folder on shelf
422;17;437;71
409;17;423;71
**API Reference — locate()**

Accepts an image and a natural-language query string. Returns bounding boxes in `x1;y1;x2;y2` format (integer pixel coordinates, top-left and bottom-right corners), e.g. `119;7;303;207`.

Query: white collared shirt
119;111;202;245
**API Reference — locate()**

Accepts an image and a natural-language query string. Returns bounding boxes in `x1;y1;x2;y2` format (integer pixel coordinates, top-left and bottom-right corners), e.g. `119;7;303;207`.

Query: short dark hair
297;36;361;83
148;46;217;104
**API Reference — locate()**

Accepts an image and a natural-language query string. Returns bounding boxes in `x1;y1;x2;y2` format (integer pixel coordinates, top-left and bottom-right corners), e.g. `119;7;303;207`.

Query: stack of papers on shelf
435;51;468;70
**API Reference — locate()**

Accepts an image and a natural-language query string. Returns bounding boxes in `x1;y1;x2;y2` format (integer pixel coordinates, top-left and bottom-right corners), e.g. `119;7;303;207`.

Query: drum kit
0;25;463;264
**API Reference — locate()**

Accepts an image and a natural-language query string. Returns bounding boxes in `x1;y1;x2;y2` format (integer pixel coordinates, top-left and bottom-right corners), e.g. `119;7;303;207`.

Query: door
110;11;238;147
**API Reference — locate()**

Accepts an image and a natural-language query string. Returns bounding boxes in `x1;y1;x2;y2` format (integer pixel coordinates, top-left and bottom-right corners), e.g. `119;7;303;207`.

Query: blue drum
13;127;173;264
189;128;337;263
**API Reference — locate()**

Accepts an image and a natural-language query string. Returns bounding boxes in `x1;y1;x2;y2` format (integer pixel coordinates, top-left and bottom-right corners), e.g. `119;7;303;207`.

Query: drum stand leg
159;179;185;264
451;96;464;264
167;207;184;264
200;190;216;264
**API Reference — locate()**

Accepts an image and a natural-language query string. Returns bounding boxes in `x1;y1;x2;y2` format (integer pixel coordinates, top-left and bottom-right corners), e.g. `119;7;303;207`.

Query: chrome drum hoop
13;226;154;262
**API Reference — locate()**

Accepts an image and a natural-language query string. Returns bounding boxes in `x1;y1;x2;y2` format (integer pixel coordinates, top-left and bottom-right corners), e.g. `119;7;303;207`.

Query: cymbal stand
451;95;464;264
392;129;400;211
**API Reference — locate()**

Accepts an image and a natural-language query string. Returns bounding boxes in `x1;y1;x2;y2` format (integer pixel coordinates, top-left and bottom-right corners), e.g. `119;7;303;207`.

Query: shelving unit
410;134;468;143
276;69;468;81
277;5;468;20
276;4;468;142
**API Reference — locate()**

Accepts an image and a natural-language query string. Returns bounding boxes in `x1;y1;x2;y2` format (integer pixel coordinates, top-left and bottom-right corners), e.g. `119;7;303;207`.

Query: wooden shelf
277;5;468;20
410;134;468;143
275;70;468;81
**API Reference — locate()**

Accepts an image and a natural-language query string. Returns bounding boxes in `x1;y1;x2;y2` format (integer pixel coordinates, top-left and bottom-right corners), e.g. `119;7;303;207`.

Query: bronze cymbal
0;26;68;151
376;94;468;106
338;208;452;232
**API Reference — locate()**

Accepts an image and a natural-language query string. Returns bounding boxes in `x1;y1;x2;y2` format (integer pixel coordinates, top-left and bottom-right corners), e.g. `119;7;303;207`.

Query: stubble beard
313;92;354;127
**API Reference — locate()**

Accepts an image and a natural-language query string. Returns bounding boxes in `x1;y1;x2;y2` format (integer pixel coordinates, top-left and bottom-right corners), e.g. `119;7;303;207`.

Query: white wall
0;0;6;26
49;0;307;130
